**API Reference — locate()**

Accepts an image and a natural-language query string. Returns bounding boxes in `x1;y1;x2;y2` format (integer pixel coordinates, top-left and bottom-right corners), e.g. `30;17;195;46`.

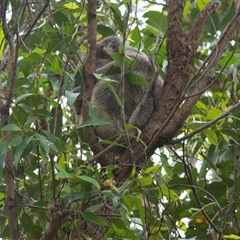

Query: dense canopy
1;0;240;239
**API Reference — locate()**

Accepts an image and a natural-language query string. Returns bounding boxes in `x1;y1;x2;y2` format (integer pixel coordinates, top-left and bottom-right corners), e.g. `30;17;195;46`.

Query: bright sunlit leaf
223;234;240;239
206;108;222;120
0;21;5;57
197;0;210;11
63;2;79;10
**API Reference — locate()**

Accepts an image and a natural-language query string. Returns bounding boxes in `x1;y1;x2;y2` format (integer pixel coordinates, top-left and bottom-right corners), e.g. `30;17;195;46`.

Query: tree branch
115;0;188;180
185;1;221;62
40;203;69;240
79;0;113;167
114;1;240;182
20;1;50;44
0;1;20;239
165;10;240;139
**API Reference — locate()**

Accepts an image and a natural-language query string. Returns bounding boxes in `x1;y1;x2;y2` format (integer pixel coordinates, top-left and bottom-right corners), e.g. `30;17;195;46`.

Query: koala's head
96;36;122;60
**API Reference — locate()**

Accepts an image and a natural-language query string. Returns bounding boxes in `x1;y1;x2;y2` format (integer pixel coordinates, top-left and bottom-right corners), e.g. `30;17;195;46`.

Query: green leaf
25;116;39;125
100;140;127;149
110;7;124;33
206;108;222;120
223;234;240;239
64;190;98;203
220;4;236;26
168;178;190;187
124;124;142;142
143;11;166;33
97;25;115;38
220;175;234;188
196;100;207;111
220;132;229;143
183;1;191;17
144;24;159;37
78;119;111;128
50;76;60;91
106;51;122;65
78;175;100;190
111;218;130;232
82;211;107;226
3;124;21;131
87;101;98;120
94;73;119;82
35;134;50;155
105;81;122;107
137;177;153;186
219;52;239;67
63;2;79;10
7;134;23;147
85;203;105;213
106;51;137;70
159;184;179;201
125;71;148;86
55;164;72;179
53;10;70;27
105;66;121;75
51;56;62;74
0;21;5;57
206;182;227;199
15;93;34;103
42;130;59;146
65;90;79;107
197;0;210;11
14;136;34;165
144;164;161;174
204;129;218;145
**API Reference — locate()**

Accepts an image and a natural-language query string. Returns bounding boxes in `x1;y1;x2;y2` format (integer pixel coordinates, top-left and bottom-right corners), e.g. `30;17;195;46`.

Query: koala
73;36;163;142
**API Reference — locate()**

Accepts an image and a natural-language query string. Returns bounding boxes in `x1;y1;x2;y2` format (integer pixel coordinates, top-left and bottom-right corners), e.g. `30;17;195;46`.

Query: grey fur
73;36;163;141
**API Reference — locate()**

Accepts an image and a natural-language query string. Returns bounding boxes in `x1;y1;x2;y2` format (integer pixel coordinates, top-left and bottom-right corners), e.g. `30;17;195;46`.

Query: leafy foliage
0;0;240;239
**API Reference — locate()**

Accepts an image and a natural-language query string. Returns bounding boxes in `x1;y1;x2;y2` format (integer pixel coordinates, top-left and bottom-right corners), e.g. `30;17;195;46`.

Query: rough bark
40;203;69;240
115;1;237;181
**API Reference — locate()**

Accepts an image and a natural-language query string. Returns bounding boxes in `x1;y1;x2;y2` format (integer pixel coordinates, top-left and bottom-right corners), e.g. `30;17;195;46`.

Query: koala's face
96;36;122;60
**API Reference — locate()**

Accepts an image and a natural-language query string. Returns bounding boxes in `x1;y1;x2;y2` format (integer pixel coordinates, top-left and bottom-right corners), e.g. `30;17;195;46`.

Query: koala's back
74;36;163;142
91;75;161;141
